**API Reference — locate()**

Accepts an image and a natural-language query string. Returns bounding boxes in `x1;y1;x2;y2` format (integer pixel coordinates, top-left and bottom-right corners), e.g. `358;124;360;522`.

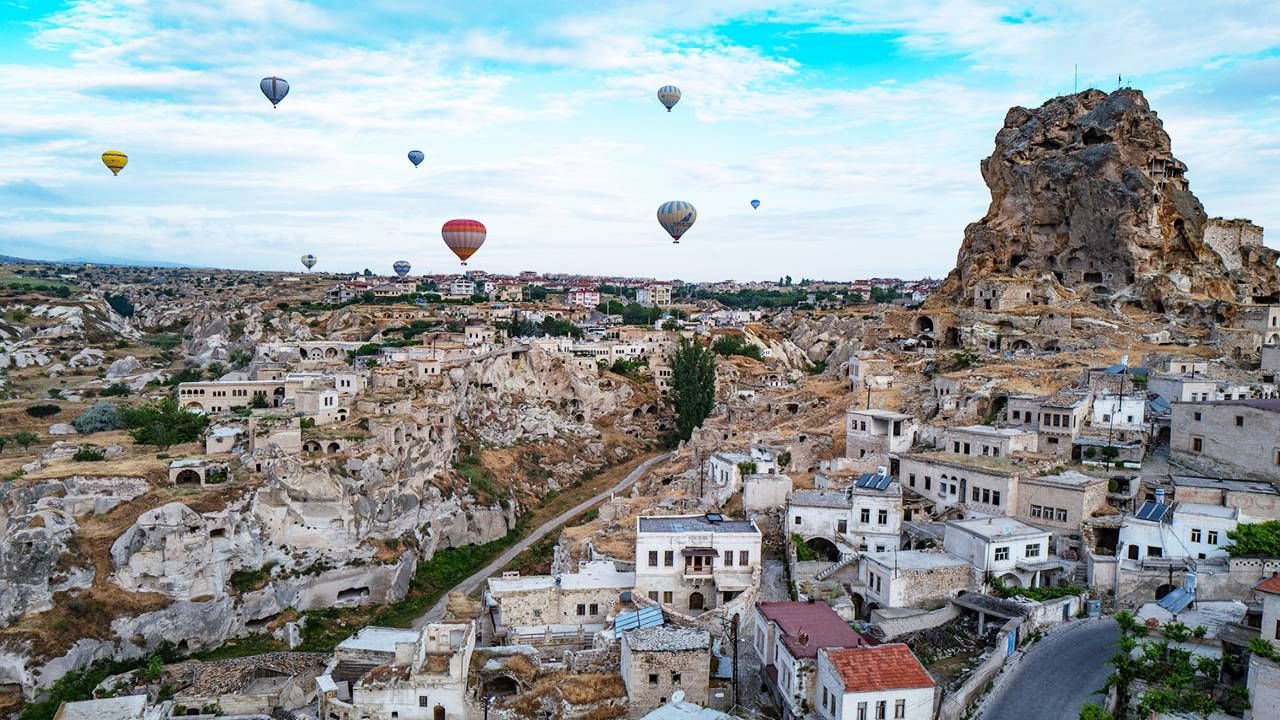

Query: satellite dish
671;690;685;704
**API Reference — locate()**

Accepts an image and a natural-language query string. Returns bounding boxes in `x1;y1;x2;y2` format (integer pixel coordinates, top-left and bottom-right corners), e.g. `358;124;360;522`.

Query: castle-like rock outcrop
935;88;1280;315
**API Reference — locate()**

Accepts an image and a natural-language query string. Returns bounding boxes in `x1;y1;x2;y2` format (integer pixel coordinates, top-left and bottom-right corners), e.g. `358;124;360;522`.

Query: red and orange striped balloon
441;219;486;265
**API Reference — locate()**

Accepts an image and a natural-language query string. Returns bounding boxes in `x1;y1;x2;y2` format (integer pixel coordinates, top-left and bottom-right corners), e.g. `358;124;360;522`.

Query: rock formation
934;88;1280;316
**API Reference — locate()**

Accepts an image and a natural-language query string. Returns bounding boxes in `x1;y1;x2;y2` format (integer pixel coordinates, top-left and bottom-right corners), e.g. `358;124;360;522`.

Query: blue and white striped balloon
393;260;411;278
657;201;696;243
657;85;681;112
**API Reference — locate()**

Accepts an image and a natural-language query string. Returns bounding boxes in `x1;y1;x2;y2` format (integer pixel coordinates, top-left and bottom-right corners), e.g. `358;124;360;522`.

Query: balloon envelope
393;260;412;277
260;76;290;107
657;85;681;111
300;254;317;270
441;219;486;265
657;201;697;243
751;199;760;209
101;151;128;176
407;150;424;167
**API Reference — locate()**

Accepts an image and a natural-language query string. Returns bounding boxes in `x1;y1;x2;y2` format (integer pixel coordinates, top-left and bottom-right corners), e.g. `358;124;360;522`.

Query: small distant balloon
751;199;761;210
407;150;424;168
101;151;128;176
441;219;486;265
657;85;681;112
300;254;317;271
393;260;412;278
657;201;697;243
260;76;290;108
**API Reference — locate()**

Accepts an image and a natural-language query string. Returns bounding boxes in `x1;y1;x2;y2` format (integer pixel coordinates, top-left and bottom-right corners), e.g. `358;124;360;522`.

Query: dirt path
412;451;672;628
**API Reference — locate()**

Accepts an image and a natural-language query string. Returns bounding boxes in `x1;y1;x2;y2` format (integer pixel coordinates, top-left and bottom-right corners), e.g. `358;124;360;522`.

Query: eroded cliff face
936;88;1280;314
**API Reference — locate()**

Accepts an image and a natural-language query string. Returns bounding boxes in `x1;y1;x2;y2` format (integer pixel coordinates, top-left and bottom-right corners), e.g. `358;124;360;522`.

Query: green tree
121;398;209;450
72;402;122;434
1078;704;1113;720
104;293;135;318
1225;520;1280;557
667;337;716;442
100;383;131;397
13;431;38;451
711;334;763;360
248;394;270;409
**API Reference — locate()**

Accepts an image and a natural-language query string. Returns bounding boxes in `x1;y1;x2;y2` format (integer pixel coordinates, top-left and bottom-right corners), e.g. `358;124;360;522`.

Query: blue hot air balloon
657;85;681;112
751;199;761;210
407;150;424;168
260;76;289;108
300;254;317;271
393;260;412;278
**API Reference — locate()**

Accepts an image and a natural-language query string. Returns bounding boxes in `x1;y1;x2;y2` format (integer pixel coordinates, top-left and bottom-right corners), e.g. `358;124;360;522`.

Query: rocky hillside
934;88;1280;315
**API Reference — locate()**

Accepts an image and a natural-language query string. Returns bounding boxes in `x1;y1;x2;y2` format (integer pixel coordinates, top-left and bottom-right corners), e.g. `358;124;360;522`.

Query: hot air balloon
393;260;411;278
751;199;760;210
407;150;424;168
300;254;317;271
101;151;128;176
260;76;289;108
441;219;486;265
657;85;681;112
657;201;697;243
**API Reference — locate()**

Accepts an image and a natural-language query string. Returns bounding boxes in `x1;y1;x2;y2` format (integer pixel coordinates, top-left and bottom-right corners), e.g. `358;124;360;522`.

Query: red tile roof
756;602;869;659
1256;574;1280;595
825;644;935;693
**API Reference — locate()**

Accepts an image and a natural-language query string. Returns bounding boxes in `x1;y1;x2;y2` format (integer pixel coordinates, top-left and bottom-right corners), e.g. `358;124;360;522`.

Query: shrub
72;447;106;462
121;398;208;449
25;404;62;418
100;383;131;397
104;293;134;318
711;334;763;360
73;402;123;434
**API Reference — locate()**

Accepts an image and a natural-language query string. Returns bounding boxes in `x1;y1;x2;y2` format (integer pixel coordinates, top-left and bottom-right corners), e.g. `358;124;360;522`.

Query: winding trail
413;451;672;628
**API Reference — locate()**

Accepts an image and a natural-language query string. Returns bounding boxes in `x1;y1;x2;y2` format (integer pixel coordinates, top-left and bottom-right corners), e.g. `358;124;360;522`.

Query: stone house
172;652;328;716
1168;475;1280;522
704;451;777;507
845;409;917;464
1147;372;1219;403
743;474;792;512
178;379;285;413
1004;394;1043;429
787;471;902;556
753;601;871;720
318;623;474;720
620;626;711;715
815;644;935;720
51;696;152;720
897;453;1018;518
858;550;973;611
1036;392;1091;456
1171;399;1280;481
943;517;1059;589
634;514;761;615
204;425;240;454
1015;471;1109;539
1118;498;1246;563
943;425;1037;458
485;561;635;643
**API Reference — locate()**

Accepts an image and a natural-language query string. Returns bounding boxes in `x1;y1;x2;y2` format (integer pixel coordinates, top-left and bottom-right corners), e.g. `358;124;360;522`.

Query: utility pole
731;613;740;707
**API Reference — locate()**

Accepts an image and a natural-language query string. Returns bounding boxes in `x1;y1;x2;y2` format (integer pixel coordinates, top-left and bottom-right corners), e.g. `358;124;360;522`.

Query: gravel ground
979;618;1119;720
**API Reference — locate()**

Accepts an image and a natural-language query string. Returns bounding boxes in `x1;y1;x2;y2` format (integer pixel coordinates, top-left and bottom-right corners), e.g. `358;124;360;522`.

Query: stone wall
622;646;711;715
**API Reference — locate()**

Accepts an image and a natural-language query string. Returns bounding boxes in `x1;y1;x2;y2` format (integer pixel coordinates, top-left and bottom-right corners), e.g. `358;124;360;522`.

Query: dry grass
508;672;626;716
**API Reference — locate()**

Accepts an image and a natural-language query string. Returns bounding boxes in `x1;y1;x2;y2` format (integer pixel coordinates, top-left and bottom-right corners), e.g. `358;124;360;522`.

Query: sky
0;1;1278;281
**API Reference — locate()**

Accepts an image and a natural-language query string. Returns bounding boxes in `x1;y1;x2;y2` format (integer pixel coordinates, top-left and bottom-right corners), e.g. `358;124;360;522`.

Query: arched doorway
804;537;841;562
689;592;705;611
175;469;201;486
1155;583;1177;600
434;705;445;720
273;387;285;407
327;442;341;454
998;573;1022;588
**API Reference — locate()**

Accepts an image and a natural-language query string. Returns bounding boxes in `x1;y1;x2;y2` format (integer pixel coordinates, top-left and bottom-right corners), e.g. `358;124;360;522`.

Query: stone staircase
815;554;857;581
1072;561;1088;585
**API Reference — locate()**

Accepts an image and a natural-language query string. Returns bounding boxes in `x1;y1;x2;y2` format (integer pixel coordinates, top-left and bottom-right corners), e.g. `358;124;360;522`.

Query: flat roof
1175;503;1239;520
488;562;635;593
848;408;914;420
947;517;1047;540
1023;470;1107;489
639;701;735;720
638;515;759;534
951;425;1035;438
789;490;853;509
624;626;710;652
863;550;968;571
1176;398;1280;412
1171;474;1280;497
756;602;869;658
336;626;418;654
53;695;146;720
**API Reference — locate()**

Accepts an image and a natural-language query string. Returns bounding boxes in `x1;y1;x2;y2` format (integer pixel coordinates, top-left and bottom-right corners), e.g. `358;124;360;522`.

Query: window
857;702;867;720
895;699;906;719
664;550;674;566
419;697;429;708
838;519;848;533
649;673;659;686
724;550;734;566
795;515;803;526
740;550;749;565
1056;509;1068;522
924;476;932;490
1030;504;1042;518
671;672;681;685
982;488;991;504
1128;545;1139;560
861;508;871;523
1191;437;1203;453
648;550;658;567
1208;531;1219;544
648;591;659;601
972;487;980;502
663;591;673;604
1236;415;1244;427
992;491;1001;506
1190;528;1202;543
909;473;916;487
994;546;1010;561
878;509;889;525
589;603;598;615
876;545;886;553
1275;619;1279;641
822;687;830;710
576;604;586;616
1148;546;1163;558
1025;543;1041;557
953;441;961;453
876;700;887;719
949;484;957;496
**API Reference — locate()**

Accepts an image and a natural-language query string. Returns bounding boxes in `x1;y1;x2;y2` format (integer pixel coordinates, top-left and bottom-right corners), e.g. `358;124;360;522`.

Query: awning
682;547;718;557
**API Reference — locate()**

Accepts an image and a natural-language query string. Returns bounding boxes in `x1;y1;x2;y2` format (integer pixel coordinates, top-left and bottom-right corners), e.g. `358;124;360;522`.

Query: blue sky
1;1;1278;280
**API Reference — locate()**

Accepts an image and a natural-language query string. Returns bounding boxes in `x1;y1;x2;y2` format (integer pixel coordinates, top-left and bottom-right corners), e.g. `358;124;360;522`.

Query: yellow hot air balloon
102;151;128;176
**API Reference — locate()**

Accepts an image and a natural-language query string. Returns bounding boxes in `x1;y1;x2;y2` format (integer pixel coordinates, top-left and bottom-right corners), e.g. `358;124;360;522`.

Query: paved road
413;451;672;628
981;619;1119;720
